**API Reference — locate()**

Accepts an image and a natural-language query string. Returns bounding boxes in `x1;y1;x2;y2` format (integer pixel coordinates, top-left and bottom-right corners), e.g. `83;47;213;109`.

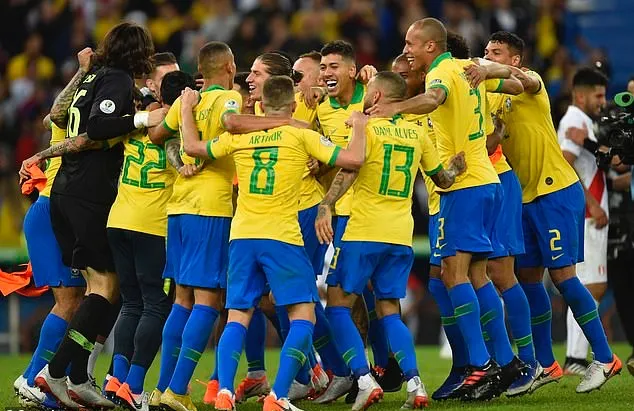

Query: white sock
87;341;104;378
247;370;266;379
566;306;590;360
357;373;374;390
406;376;421;392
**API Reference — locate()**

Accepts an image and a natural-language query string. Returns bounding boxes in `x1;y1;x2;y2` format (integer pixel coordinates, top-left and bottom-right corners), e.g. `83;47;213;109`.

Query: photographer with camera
562;70;634;376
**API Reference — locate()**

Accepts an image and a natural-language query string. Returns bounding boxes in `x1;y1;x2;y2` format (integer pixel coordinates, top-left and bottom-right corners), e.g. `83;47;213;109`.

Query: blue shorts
326;215;350;276
516;182;585;269
226;239;319;309
438;183;502;258
325;241;413;299
428;213;441;266
490;171;525;259
299;204;328;276
23;196;84;288
163;214;230;289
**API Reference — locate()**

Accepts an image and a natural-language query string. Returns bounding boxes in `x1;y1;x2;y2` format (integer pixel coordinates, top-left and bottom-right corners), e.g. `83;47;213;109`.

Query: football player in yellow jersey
14;48;92;409
179;75;366;411
104;71;195;410
472;31;621;393
369;18;513;401
315;72;465;411
441;32;542;398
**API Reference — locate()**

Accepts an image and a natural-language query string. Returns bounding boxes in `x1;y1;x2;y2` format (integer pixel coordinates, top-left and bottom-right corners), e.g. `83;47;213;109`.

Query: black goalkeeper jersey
52;66;137;205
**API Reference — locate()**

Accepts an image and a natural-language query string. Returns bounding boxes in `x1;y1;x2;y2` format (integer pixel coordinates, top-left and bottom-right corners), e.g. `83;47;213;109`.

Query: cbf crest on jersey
504;96;512;113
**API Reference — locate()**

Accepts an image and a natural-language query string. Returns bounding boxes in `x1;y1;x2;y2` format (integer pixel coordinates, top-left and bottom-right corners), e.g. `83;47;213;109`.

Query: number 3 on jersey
250;148;278;194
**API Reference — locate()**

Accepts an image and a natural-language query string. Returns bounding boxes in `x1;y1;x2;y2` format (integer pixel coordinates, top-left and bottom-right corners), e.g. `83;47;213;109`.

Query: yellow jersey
162;85;241;217
497;71;578;202
404;114;441;216
316;81;366;215
206;126;341;245
40;123;67;198
255;93;325;210
107;130;177;237
343;116;442;246
426;52;499;192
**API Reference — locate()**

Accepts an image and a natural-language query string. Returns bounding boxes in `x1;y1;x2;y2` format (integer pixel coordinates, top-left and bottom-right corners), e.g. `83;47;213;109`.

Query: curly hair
94;22;154;76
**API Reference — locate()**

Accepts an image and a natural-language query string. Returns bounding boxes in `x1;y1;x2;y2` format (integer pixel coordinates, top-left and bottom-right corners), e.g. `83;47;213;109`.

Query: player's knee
288;302;316;323
52;287;84;319
517;267;545;284
193;287;223;310
227;308;254;327
175;285;194;309
326;285;354;308
549;265;576;285
376;299;399;318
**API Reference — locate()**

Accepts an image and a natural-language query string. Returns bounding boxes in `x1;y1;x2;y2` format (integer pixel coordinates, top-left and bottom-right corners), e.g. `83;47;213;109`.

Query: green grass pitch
2;344;633;409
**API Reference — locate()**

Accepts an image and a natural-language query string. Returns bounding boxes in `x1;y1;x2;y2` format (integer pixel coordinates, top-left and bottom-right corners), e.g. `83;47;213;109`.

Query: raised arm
508;67;541;94
366;87;446;118
180;89;209;158
486;115;505;155
50;48;93;128
222;112;294;134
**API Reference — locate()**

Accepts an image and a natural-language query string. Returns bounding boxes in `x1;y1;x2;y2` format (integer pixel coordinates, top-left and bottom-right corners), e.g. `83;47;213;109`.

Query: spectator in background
444;0;487;55
199;0;240;44
488;0;529;41
6;33;54;83
149;1;184;51
230;17;262;70
290;0;340;43
93;1;122;43
628;77;634;94
246;0;283;48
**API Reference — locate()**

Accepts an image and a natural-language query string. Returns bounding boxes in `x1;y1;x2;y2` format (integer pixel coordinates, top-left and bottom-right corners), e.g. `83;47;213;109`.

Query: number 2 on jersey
250;147;278;195
379;144;414;198
468;88;484;140
121;139;167;189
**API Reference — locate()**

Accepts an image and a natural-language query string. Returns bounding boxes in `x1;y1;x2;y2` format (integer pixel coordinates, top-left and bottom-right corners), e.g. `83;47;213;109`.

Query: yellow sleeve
425;67;452;101
162;98;180;135
303;130;341;166
206;132;234;159
485;78;505;93
419;130;442;176
525;70;544;94
484;94;494;135
218;90;243;127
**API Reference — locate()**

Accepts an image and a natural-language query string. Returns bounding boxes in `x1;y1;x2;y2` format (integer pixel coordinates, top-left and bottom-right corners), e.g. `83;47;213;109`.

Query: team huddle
13;16;622;411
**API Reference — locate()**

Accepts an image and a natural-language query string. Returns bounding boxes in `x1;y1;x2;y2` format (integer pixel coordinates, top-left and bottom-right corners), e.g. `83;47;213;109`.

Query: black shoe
344;379;358;404
456;361;503;401
563;356;590;376
626;352;634;376
498;357;528;393
374;357;404;393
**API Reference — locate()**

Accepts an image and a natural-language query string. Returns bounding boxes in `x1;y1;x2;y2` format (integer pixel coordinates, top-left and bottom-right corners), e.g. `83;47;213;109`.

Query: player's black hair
234;72;250;92
94;22;154;76
321;40;356;62
199;41;234;77
373;71;408;100
262;75;295;111
256;52;303;84
161;71;197;106
447;31;471;59
152;52;177;68
488;31;524;58
573;67;609;88
299;51;322;64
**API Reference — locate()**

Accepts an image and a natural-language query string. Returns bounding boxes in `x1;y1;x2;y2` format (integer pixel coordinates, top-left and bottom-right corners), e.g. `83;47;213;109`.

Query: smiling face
246;58;271;102
319;53;356;98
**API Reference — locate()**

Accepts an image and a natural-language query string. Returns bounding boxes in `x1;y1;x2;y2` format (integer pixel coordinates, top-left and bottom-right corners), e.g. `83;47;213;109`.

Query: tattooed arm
18;133;103;183
165;137;201;178
314;169;358;244
50;47;93;128
430;151;466;189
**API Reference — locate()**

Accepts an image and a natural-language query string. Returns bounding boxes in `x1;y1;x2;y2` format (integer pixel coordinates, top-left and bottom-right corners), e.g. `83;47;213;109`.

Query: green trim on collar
328;81;364;109
390;114;404;124
428;52;452;72
203;85;225;92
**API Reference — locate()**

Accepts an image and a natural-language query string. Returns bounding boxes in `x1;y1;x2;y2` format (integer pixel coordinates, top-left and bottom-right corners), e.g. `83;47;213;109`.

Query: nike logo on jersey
433;252;441;258
438;243;447;250
551;253;564;261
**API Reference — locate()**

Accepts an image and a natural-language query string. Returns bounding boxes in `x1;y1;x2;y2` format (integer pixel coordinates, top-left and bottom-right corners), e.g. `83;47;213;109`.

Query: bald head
391;54;425;98
404;18;448;72
411;18;447;52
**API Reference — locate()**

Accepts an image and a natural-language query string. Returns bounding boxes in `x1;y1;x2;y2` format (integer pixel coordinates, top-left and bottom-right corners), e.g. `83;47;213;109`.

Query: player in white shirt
558;67;609;376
